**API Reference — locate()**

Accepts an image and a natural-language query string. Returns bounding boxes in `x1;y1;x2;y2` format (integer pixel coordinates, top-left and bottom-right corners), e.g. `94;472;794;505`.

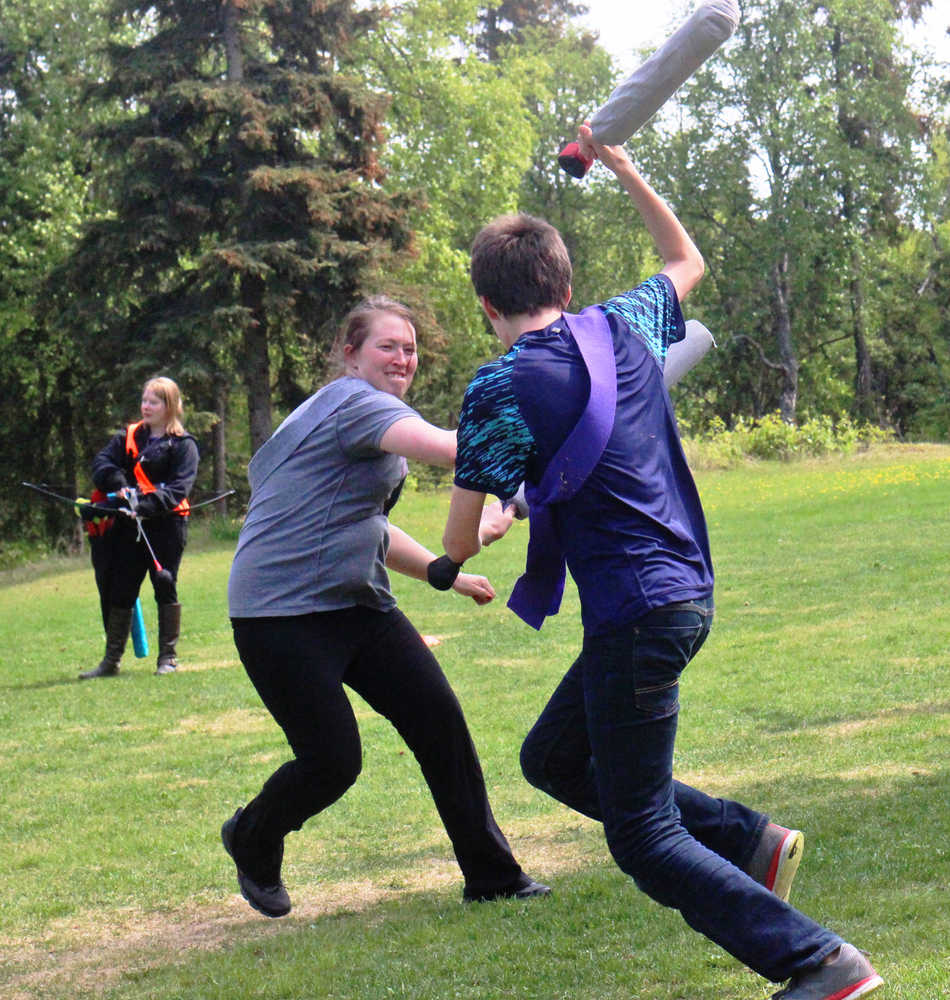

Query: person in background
80;376;198;679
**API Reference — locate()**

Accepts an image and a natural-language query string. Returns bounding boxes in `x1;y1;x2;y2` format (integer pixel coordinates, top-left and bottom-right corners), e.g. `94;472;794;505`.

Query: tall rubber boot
80;606;133;679
156;602;181;675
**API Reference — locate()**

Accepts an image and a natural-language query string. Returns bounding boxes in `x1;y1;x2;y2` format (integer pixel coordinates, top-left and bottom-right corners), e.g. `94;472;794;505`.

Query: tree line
1;0;947;555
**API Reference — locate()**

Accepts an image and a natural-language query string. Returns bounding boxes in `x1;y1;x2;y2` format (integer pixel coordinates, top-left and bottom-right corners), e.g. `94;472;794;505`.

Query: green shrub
682;411;895;468
743;412;801;459
205;516;244;543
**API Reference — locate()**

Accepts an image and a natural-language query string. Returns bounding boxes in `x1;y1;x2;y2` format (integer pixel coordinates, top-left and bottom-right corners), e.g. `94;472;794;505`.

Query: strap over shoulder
508;307;618;629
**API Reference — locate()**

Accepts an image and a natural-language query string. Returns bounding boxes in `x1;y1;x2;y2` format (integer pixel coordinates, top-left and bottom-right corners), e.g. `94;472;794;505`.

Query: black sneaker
462;872;552;903
221;807;292;918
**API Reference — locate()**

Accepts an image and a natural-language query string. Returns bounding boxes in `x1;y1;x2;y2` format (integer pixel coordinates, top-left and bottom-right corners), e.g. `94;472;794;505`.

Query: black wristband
427;554;462;591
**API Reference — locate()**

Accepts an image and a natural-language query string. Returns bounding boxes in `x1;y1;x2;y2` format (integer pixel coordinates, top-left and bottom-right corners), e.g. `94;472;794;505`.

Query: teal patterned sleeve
454;347;535;499
602;273;685;364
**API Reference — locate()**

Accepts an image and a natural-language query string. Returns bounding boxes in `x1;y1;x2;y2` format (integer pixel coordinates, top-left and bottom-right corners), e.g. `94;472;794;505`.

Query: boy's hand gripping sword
559;0;740;177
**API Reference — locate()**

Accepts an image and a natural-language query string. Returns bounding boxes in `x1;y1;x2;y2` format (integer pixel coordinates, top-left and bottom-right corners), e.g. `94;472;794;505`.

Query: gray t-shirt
228;377;416;618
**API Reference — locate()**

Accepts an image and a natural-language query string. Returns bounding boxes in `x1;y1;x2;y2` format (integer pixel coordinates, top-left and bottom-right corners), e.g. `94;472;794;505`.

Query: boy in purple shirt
436;125;882;1000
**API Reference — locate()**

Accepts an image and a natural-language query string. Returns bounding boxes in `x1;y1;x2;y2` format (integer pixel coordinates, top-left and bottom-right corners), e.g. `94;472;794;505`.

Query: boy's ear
479;296;502;321
562;285;573;309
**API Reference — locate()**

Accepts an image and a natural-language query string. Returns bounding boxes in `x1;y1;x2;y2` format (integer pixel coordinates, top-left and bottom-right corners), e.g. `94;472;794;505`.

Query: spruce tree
53;0;414;455
0;0;115;547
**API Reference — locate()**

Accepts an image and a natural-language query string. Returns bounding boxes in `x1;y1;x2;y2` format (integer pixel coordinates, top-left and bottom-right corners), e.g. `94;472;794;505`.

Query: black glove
107;493;131;510
75;501;102;521
76;494;129;519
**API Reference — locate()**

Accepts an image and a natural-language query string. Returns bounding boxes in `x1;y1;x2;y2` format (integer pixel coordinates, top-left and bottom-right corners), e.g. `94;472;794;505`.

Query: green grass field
2;445;948;999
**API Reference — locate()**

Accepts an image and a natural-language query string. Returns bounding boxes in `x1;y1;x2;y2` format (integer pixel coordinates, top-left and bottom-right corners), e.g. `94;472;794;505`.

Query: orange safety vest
125;421;191;516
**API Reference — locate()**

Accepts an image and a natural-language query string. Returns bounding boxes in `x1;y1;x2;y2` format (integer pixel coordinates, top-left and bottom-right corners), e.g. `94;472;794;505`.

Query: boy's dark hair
470;213;572;317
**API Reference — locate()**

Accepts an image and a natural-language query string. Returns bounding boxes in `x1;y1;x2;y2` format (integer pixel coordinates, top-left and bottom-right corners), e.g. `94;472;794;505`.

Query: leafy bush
205;516;244;543
682;412;894;468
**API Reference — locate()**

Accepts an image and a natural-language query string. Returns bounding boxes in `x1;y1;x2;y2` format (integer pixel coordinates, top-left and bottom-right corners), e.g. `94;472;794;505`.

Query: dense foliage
1;0;947;556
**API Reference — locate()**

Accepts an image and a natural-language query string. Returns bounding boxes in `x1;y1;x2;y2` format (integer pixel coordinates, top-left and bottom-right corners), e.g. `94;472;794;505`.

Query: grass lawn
1;444;948;999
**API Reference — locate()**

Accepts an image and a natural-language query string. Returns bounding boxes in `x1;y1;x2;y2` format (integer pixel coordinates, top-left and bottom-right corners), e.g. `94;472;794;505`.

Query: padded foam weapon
559;1;740;177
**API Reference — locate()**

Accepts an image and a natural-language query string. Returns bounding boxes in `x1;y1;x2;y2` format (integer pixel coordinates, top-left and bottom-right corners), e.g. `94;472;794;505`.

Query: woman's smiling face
343;312;418;398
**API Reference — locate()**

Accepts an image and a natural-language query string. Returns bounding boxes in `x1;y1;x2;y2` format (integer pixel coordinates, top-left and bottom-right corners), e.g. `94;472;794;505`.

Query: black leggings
91;515;186;621
230;607;522;892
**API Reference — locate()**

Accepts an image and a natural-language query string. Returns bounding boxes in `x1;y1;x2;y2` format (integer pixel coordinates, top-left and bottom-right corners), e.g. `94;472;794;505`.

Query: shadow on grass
7;768;944;1000
0;675;129;692
754;699;950;734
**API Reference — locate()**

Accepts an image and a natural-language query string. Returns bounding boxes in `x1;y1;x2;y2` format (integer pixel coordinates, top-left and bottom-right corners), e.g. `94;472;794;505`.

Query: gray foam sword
559;0;740;177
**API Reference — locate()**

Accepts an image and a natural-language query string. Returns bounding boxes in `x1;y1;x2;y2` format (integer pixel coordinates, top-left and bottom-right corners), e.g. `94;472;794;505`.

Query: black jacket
92;423;199;518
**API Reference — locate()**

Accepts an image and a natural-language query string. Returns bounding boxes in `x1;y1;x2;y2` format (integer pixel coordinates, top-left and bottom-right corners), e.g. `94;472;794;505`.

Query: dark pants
520;599;840;983
231;607;523;893
91;515;186;614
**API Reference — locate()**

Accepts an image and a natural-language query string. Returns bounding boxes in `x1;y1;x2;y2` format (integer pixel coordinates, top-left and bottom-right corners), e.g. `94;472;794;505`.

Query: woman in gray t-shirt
222;296;549;917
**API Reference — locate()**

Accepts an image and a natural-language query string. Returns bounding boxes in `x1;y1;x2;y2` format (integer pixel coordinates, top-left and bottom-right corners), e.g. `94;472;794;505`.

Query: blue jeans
521;599;840;982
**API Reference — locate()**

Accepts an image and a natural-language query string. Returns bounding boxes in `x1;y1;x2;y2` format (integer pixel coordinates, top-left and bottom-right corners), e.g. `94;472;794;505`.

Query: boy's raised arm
576;123;704;303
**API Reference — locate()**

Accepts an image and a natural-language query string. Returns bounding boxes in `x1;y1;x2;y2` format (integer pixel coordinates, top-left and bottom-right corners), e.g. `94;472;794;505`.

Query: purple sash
507;307;617;629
